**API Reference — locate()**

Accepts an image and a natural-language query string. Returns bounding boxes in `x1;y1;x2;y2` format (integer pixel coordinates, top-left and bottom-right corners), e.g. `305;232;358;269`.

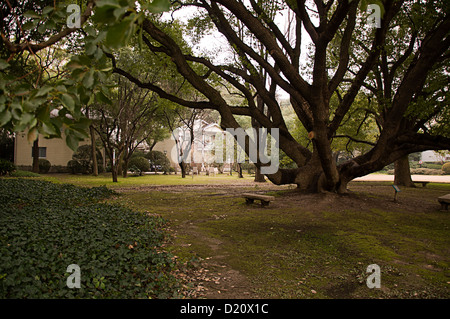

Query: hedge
443;163;450;174
0;159;15;176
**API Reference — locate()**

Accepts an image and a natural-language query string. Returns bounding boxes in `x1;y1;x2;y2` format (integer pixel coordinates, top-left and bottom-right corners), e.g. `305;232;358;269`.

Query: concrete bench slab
438;194;450;210
242;193;276;207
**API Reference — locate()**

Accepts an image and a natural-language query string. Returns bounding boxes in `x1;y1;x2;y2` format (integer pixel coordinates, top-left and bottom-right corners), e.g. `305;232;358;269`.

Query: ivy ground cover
0;179;182;298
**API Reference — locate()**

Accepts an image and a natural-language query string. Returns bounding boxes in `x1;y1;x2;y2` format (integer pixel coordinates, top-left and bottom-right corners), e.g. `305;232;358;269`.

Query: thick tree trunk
254;166;266;182
107;149;121;183
265;148;354;194
394;155;415;187
265;150;322;191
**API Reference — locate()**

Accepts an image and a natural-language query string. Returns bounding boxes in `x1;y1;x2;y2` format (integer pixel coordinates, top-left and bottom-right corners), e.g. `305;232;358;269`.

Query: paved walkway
353;174;450;183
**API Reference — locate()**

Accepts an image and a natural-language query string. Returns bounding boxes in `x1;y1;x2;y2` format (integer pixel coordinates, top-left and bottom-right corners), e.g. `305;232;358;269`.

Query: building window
31;147;47;158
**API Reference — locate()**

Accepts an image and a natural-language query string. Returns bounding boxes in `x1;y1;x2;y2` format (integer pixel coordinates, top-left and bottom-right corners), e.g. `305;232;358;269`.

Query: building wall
152;123;223;168
152;137;177;166
421;150;450;163
14;131;89;168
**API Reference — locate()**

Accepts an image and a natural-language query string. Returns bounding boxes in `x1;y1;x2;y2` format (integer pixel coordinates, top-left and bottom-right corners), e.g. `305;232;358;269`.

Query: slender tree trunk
122;148;129;178
394;155;415;187
111;164;119;183
117;155;123;177
253;96;267;183
90;126;98;176
107;148;122;183
86;106;98;176
106;150;119;183
32;138;39;173
122;160;129;178
180;162;187;178
237;163;243;178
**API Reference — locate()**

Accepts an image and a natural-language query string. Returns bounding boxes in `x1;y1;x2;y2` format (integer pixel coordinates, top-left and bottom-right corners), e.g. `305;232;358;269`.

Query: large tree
331;0;450;187
1;0;449;193
117;0;449;193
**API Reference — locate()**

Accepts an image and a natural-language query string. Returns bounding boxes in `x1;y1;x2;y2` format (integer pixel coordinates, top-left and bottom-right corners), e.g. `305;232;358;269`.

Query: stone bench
438;194;450;210
242;193;275;207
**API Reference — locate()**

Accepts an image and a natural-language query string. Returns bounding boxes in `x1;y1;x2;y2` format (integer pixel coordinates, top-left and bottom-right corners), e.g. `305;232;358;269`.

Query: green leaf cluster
0;0;172;151
0;159;16;176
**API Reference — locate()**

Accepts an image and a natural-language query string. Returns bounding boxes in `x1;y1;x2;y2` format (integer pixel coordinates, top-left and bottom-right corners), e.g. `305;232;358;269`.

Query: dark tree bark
179;162;187;178
89;125;98;176
254;166;266;182
32;138;39;173
111;163;119;183
394;156;415;187
252;96;267;183
86;106;98;176
122;148;129;178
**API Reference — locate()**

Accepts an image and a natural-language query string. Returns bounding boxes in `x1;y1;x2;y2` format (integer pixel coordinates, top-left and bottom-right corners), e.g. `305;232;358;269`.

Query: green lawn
38;172;257;188
6;173;449;299
100;176;448;299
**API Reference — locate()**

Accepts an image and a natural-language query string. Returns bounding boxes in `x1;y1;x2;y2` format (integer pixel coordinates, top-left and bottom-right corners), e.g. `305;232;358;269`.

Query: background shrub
38;159;51;174
410;168;444;175
128;156;150;175
50;165;70;173
67;159;83;174
145;151;170;173
0;159;15;176
387;168;445;175
69;145;104;174
425;163;443;170
442;163;450;174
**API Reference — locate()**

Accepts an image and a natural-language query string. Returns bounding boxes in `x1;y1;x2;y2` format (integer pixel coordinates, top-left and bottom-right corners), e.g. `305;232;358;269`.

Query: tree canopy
1;0;449;192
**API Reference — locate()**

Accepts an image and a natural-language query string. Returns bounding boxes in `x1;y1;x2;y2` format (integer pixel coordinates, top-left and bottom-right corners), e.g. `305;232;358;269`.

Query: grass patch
8;174;448;299
113;183;449;299
36;173;257;188
10;170;41;177
0;178;184;299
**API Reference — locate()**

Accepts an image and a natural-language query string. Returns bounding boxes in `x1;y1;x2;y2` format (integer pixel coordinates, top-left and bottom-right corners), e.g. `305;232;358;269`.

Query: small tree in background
68;144;103;174
146;150;171;174
128;156;150;176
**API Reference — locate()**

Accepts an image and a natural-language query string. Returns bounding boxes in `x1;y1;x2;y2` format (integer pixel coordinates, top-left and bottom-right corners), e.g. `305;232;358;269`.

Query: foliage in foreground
0;179;182;298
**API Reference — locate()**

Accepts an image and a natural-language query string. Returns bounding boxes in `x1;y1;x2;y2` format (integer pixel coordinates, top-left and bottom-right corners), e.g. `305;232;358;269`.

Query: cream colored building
14;131;89;171
152;137;177;165
152;120;223;168
14;120;224;172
